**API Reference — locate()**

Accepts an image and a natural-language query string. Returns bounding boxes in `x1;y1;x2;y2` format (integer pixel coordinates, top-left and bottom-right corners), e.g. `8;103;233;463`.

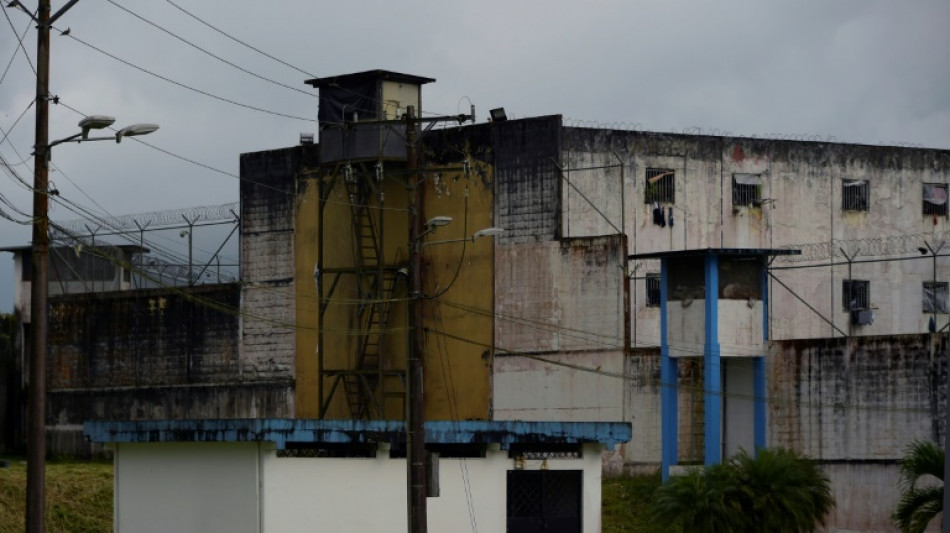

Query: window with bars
645;168;675;204
732;174;762;207
842;180;869;212
923;184;948;216
923;282;948;314
645;273;661;307
842;279;870;310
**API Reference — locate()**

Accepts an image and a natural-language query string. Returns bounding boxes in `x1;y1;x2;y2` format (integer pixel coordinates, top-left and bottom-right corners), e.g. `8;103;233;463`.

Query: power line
105;0;315;99
162;0;316;78
61;30;316;123
0;9;34;86
1;3;35;75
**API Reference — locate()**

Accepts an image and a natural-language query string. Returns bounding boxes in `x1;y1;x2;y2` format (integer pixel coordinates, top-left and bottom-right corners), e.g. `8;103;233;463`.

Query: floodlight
115;123;159;143
78;115;115;139
426;216;453;228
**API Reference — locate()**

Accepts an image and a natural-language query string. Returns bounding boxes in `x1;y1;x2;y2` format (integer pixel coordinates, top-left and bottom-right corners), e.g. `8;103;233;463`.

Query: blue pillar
660;259;678;481
754;258;769;453
704;255;721;466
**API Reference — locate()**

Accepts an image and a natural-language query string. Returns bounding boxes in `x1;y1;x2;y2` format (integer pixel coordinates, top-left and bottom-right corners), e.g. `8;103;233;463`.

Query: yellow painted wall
295;159;493;421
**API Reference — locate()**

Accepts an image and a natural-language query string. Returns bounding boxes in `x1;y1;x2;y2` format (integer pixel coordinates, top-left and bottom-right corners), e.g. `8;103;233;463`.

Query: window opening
732;174;762;207
923;282;948;314
842;180;869;212
645;273;661;307
923;184;948;216
645;168;674;204
842;280;870;310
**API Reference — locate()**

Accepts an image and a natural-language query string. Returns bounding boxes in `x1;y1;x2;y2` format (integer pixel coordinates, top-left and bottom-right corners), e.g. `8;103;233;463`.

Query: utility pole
24;2;79;530
405;105;427;533
27;2;52;530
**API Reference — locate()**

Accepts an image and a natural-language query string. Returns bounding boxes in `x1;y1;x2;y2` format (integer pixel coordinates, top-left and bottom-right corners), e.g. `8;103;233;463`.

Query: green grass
0;457;660;532
602;472;666;532
0;457;113;533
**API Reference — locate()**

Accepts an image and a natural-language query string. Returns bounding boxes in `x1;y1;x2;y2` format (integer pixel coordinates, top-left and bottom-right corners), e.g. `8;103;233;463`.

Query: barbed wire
51;201;239;235
776;231;950;263
562;118;939;148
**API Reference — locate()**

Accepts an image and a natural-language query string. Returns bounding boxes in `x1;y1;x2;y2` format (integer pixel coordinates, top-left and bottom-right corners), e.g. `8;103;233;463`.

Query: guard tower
303;70;436;420
306;69;435;163
628;248;800;480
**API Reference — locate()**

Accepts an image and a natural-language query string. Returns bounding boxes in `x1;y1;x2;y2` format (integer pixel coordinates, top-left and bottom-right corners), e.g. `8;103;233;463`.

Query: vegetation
893;440;944;533
0;457;112;533
649;448;834;533
602;472;665;532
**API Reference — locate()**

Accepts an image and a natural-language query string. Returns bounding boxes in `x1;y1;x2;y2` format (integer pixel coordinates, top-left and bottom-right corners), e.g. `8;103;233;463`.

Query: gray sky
1;0;948;312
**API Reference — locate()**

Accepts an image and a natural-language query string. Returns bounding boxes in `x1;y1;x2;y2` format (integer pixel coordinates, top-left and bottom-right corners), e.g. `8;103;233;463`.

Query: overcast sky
1;0;948;312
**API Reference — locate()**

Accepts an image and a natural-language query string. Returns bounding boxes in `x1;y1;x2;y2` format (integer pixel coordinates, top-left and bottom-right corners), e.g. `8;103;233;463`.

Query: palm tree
650;463;745;533
893;440;944;533
729;447;834;533
649;448;833;533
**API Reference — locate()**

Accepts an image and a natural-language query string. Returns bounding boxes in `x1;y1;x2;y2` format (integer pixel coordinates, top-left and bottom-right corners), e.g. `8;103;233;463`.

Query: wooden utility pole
26;2;52;530
24;2;80;530
405;105;427;533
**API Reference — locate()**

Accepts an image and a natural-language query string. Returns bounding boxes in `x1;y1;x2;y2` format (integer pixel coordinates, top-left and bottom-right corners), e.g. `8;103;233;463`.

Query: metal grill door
506;470;582;533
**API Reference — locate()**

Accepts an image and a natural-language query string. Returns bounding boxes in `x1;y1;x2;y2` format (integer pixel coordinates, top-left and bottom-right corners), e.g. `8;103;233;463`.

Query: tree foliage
650;447;834;533
893;439;944;533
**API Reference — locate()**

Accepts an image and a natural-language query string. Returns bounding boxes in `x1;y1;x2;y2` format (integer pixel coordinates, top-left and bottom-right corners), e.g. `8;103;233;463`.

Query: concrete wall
622;335;946;531
46;284;293;455
560;128;950;342
110;441;605;533
240;147;308;387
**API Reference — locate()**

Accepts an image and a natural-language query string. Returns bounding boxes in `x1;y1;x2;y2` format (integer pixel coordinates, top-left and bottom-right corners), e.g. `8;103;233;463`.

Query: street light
423;226;505;246
47;116;160;150
26;112;156;532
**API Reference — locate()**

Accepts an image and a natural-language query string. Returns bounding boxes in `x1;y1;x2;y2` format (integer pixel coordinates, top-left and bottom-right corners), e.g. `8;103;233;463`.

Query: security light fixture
300;132;314;145
426;216;453;228
115;123;159;143
78;115;115;139
473;227;504;239
489;108;507;122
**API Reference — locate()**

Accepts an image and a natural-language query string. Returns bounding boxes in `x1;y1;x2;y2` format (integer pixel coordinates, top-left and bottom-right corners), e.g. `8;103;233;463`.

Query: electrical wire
162;0;316;78
61;30;316;123
105;0;315;98
0;9;34;86
1;3;35;75
0;98;35;148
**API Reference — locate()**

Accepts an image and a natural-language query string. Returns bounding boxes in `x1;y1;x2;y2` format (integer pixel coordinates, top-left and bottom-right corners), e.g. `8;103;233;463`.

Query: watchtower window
842;180;869;212
923;184;948;216
732;174;762;207
645;273;661;307
923;282;948;314
842;279;870;310
645;169;675;204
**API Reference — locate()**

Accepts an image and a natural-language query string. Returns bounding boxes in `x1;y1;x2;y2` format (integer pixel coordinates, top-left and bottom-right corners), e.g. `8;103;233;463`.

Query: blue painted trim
754;357;766;453
756;258;768;456
660;259;678;482
82;419;633;450
704;255;722;466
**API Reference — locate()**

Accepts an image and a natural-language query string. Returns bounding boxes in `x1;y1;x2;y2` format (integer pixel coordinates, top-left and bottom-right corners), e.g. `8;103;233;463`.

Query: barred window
645;168;675;204
842;279;869;310
732;174;762;207
842;180;869;212
645;273;661;307
923;184;948;216
923;282;948;314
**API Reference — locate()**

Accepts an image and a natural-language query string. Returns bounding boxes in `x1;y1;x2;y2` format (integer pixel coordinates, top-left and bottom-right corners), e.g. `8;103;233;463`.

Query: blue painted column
704;254;721;466
754;259;769;453
660;259;678;481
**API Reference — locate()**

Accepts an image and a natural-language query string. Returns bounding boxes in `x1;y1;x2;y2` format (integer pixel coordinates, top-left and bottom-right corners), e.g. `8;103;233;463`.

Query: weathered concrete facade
45;284;294;456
